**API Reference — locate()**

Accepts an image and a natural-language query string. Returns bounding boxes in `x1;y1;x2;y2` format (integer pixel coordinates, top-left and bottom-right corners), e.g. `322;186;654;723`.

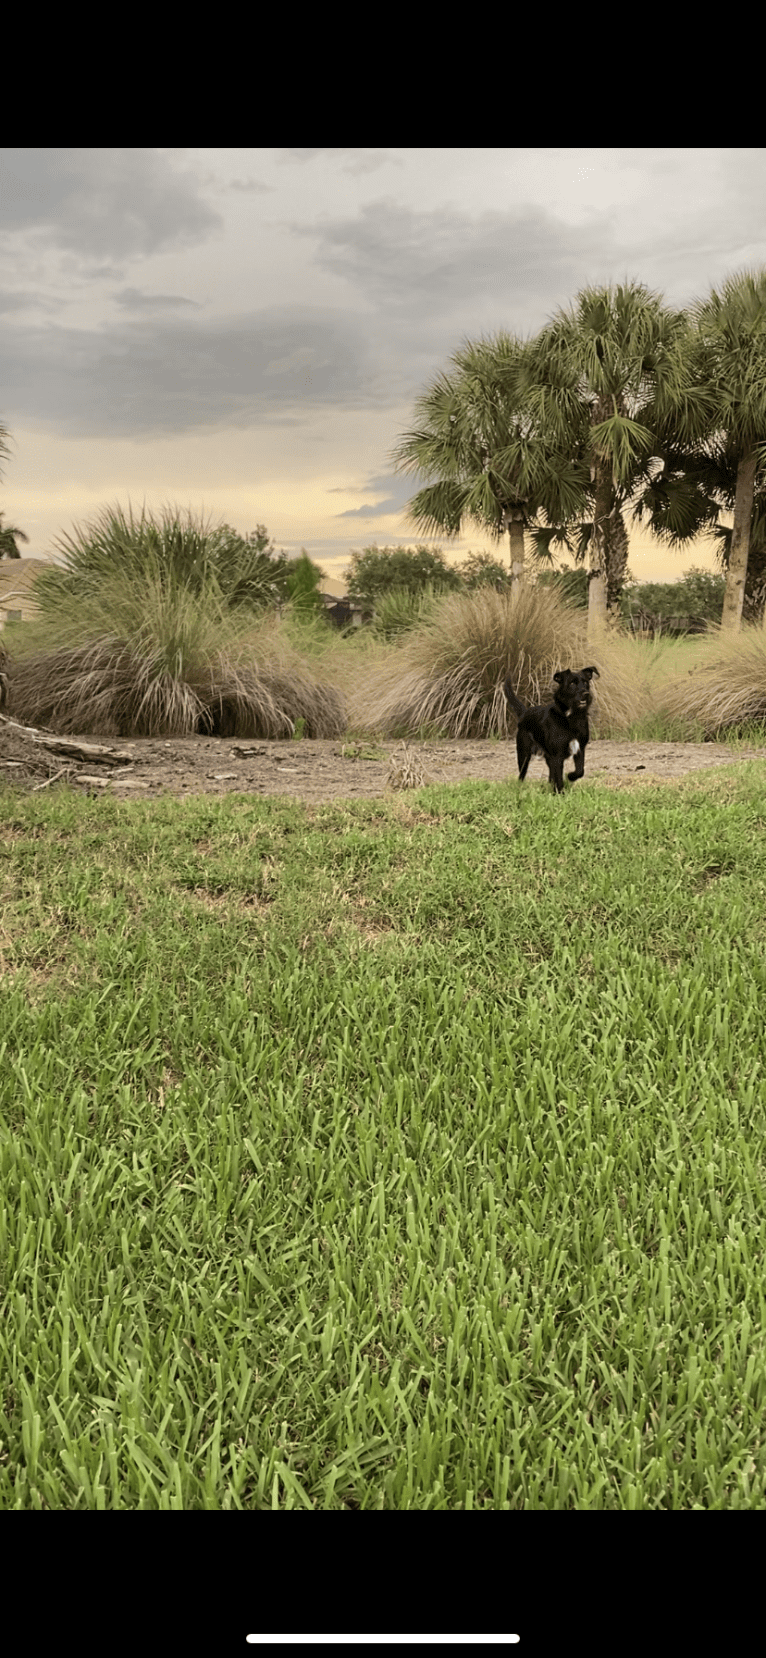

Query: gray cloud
0;307;379;438
0;148;222;263
112;286;202;314
299;199;600;321
333;470;416;520
0;156;615;438
4;151;766;449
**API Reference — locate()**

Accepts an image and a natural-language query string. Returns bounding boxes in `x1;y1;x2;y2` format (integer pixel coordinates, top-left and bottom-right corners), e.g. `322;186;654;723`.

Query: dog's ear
584;666;600;679
553;671;563;684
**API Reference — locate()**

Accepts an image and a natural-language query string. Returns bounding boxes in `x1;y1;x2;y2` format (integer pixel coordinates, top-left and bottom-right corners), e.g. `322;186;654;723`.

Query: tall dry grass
5;513;346;739
648;623;766;739
7;489;766;751
345;582;766;745
348;583;593;738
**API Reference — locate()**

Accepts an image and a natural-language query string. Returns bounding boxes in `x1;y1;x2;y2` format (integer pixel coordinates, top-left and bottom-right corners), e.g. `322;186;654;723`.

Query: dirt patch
2;721;763;804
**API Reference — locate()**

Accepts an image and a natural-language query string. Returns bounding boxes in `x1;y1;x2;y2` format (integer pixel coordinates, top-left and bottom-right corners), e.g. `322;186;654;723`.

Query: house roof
0;557;51;600
318;591;363;607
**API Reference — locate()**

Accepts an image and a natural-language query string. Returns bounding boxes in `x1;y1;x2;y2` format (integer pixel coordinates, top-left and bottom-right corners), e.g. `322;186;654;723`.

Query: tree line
389;271;766;637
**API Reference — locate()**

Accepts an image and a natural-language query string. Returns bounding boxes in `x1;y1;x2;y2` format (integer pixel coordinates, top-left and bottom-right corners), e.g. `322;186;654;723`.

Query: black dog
503;667;599;794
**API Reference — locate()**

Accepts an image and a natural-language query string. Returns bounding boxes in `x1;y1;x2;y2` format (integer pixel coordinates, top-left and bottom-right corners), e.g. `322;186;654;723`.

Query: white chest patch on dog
569;739;580;756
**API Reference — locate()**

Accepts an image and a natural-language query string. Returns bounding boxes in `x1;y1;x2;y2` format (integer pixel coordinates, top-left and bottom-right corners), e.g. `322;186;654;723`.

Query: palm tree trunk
605;505;629;629
502;507;525;589
587;454;611;635
722;449;758;632
587;390;631;637
754;550;766;631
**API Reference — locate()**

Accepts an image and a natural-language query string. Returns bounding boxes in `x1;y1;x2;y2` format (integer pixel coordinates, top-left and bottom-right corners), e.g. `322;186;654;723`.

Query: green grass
2;762;766;1508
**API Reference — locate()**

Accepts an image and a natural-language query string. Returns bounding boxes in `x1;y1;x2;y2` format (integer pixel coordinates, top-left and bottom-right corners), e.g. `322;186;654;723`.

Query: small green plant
340;742;388;761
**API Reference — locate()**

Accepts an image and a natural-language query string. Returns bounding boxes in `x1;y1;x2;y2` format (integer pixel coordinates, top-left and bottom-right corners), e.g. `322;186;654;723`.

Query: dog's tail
503;675;526;718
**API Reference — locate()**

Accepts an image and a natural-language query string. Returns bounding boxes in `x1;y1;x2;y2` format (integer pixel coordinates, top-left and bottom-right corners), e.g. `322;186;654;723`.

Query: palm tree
0;515;29;558
0;424;28;558
679;270;766;631
518;282;708;633
630;426;766;626
389;333;590;591
0;422;12;481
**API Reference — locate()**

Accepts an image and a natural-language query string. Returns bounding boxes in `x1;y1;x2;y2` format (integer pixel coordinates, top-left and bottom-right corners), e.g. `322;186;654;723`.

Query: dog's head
553;666;599;709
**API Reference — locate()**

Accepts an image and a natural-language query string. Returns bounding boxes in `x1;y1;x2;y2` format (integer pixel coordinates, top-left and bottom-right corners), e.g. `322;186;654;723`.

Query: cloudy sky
1;147;764;595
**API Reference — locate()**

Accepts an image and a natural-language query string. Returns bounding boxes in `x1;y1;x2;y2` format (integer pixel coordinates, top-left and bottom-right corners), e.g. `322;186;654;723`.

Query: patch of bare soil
2;718;763;803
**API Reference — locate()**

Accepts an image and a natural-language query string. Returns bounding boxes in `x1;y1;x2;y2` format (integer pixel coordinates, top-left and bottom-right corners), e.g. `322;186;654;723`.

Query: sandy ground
2;731;761;803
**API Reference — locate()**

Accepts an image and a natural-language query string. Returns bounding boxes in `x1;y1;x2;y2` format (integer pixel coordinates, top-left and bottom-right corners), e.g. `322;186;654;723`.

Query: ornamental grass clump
350;581;590;739
654;621;766;740
5;501;346;739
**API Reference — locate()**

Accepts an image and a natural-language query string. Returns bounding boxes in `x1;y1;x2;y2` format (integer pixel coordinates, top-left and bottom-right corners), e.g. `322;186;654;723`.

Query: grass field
2;757;766;1508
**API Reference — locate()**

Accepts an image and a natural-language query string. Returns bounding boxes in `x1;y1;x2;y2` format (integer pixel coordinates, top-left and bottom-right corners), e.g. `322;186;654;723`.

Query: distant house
318;592;368;629
0;558;51;630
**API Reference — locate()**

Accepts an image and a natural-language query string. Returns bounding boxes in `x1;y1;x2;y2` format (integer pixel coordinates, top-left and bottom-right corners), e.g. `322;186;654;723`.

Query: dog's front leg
548;757;567;794
567;737;585;783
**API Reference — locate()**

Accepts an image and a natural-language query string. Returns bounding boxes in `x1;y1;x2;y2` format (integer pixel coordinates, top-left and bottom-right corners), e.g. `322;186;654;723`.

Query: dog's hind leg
516;731;533;781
